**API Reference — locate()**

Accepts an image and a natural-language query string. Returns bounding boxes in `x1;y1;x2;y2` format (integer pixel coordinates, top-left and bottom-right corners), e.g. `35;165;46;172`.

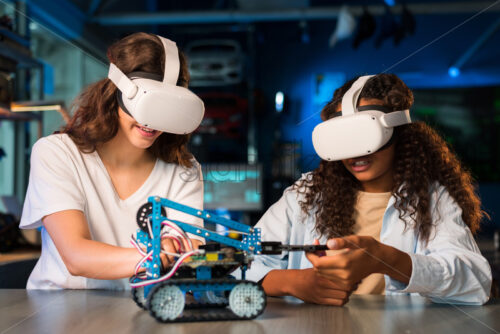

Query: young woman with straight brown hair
20;33;203;289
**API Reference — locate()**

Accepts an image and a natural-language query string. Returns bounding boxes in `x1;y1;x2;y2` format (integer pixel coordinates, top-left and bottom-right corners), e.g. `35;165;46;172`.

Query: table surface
0;289;499;334
0;250;40;264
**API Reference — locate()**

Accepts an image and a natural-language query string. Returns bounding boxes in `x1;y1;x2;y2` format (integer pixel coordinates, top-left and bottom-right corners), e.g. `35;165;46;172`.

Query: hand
306;236;382;290
161;238;204;264
287;268;354;306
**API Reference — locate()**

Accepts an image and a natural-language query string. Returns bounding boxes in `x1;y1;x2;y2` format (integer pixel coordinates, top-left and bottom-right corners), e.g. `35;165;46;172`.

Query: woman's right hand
262;268;354;306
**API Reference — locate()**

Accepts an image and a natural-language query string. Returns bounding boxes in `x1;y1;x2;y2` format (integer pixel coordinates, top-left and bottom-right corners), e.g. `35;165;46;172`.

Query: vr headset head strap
380;109;411;127
341;75;374;116
108;35;180;100
108;63;138;99
156;35;180;86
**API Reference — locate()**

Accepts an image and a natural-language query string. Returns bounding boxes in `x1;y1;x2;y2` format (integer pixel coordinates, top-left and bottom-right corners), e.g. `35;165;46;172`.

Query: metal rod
93;2;500;26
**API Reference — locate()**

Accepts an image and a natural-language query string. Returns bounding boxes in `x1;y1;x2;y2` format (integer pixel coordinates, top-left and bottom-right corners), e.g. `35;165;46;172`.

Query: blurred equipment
352;7;376;49
203;164;262;211
0;15;14;31
329;6;356;48
0;72;13;107
299;20;310;44
394;4;416;46
186;39;244;87
0;147;5;161
312;75;411;161
275;91;285;113
375;5;397;48
108;35;204;134
10;100;70;123
197;93;247;139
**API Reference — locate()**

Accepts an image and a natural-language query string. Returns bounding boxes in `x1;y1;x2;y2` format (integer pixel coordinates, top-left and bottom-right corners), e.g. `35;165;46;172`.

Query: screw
155;196;160;202
245;297;251;303
197;211;202;215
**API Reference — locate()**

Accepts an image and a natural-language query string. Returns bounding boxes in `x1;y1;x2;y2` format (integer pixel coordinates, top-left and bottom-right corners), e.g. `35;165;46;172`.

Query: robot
129;196;326;322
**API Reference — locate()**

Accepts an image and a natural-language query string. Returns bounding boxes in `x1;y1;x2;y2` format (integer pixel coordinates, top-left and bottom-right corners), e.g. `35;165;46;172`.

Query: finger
327;235;367;251
182;237;193;251
161;239;178;263
305;251;321;266
315;286;349;300
317;272;357;291
162;236;182;252
315;297;349;306
317;275;352;292
308;252;348;270
191;239;203;249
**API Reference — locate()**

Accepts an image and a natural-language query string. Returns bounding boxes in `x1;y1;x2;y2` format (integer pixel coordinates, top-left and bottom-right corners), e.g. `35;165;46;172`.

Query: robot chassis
131;196;326;323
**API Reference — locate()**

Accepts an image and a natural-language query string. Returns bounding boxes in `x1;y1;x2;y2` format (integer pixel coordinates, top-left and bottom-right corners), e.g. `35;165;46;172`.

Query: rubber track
147;279;266;323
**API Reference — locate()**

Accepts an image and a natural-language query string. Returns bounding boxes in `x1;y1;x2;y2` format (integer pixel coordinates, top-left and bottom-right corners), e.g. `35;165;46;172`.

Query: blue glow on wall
448;67;461;78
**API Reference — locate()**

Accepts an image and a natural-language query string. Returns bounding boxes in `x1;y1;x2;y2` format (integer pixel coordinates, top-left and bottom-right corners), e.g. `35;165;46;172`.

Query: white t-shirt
20;134;203;290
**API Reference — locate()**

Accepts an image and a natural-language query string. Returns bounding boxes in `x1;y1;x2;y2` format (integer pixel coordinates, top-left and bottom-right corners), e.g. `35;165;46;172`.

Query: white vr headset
107;35;204;134
312;75;411;161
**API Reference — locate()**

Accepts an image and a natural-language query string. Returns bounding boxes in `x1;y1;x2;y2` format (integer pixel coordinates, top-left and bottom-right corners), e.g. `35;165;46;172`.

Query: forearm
64;239;143;280
376;243;412;284
261;269;299;296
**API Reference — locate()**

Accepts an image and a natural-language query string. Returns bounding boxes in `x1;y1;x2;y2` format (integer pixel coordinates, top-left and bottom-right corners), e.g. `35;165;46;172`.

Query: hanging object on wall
374;5;397;48
394;4;416;46
329;6;356;48
299;20;310;44
352;7;376;49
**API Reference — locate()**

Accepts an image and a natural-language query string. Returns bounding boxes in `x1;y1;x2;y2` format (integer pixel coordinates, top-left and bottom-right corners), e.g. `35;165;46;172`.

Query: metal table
0;289;499;334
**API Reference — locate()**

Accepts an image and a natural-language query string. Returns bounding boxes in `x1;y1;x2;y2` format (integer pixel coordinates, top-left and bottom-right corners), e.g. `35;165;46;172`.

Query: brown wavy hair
64;32;194;167
294;74;487;243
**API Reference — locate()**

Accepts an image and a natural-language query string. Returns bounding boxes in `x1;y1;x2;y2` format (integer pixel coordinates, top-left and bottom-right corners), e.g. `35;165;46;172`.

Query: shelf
0;104;41;121
0;27;41;68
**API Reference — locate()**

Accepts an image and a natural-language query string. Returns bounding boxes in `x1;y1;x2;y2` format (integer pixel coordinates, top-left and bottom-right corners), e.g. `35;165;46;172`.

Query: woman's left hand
305;236;383;290
190;239;203;250
161;238;204;264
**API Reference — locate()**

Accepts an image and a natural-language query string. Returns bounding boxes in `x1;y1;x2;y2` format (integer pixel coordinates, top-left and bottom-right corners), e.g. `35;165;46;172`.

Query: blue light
384;0;396;6
448;67;460;78
275;91;284;112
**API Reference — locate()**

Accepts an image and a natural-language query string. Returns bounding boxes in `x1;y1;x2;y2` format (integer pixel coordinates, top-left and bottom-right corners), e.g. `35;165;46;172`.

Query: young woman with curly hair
19;33;204;289
246;74;491;306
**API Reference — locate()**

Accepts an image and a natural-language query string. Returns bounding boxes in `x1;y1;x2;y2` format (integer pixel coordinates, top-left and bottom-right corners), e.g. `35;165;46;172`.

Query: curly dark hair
64;32;194;167
294;74;487;243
